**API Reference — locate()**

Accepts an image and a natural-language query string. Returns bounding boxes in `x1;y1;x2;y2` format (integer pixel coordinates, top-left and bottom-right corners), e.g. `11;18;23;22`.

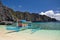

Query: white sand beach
0;25;60;40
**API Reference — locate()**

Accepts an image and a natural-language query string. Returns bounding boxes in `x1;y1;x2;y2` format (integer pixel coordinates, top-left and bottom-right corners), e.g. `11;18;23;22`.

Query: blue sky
1;0;60;13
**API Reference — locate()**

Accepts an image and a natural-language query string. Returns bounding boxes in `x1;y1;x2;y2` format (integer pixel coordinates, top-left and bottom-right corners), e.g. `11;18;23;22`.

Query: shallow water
30;22;60;30
0;25;60;40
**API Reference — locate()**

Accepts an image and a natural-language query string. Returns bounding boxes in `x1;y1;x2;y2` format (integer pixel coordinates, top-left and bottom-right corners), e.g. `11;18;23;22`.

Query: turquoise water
29;22;60;30
6;22;60;31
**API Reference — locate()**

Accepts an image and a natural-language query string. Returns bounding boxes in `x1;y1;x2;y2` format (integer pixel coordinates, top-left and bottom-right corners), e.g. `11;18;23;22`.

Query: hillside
0;1;57;22
0;1;15;22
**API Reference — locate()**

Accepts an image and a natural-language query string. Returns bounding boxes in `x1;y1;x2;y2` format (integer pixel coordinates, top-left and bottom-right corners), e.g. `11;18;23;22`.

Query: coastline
0;25;60;40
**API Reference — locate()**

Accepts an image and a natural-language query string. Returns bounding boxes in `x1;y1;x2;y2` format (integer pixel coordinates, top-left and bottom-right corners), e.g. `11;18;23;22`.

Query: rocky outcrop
14;11;57;22
0;1;58;22
0;1;15;22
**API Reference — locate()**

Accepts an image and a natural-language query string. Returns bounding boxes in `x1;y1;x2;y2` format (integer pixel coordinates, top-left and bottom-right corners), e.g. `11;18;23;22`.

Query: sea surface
0;22;60;30
0;22;60;40
29;22;60;30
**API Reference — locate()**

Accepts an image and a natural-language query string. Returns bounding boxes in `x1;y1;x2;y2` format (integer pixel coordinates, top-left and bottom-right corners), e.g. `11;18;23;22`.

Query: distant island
0;1;58;23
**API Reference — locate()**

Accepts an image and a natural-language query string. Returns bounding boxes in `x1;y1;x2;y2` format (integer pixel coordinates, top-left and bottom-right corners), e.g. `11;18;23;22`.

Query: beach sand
0;25;60;40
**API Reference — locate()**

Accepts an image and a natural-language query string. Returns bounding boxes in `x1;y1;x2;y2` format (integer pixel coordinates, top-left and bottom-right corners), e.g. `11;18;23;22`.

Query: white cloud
39;10;60;20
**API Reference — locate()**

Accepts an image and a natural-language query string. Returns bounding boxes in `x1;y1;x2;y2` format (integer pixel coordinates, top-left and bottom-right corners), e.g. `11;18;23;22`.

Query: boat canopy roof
19;20;26;22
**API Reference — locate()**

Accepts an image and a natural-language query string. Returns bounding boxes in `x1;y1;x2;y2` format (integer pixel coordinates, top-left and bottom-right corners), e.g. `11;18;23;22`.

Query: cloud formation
39;10;60;20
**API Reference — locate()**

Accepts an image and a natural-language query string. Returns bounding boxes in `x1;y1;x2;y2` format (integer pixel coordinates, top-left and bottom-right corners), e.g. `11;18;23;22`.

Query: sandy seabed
0;25;60;40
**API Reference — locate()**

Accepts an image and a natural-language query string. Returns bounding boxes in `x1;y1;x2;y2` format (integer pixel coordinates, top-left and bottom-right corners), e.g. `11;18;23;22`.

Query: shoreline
0;25;60;40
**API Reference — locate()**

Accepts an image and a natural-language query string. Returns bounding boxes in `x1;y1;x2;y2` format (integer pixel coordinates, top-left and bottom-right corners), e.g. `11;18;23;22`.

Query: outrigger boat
6;20;41;34
6;20;32;33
